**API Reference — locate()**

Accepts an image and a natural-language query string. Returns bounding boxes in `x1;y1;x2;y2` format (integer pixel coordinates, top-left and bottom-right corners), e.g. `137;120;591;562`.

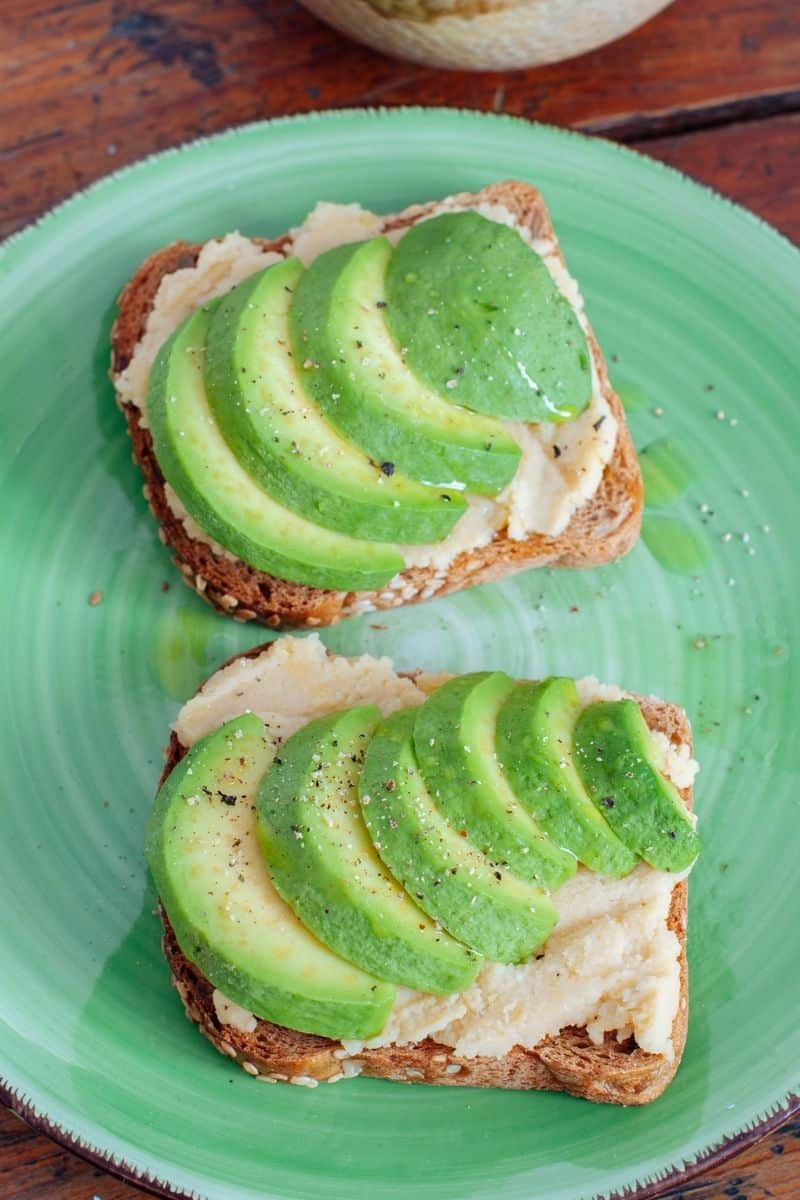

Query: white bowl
298;0;672;71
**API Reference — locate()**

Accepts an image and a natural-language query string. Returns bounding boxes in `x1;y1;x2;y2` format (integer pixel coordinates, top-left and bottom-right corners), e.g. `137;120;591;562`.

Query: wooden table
1;1;798;1196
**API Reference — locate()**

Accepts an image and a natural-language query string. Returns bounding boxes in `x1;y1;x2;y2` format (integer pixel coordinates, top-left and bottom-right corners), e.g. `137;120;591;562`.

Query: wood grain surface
1;0;798;1197
2;0;800;239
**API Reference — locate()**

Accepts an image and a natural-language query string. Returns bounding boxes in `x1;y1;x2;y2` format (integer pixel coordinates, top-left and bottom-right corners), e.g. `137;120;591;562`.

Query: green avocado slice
387;211;592;422
413;673;577;889
147;304;404;591
256;706;480;995
290;237;521;494
145;714;394;1041
495;679;639;877
573;700;700;872
359;710;558;962
204;257;465;543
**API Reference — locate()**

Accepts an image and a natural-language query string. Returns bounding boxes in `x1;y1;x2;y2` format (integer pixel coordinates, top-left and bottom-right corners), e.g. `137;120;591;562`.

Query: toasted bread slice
155;644;690;1105
111;181;643;629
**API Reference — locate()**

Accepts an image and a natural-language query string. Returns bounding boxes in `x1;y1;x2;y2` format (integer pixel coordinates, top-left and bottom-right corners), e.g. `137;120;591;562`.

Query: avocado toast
112;182;643;628
149;637;697;1105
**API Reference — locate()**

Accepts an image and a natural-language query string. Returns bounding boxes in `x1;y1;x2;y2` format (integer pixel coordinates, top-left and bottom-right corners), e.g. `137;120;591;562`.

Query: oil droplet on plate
642;514;711;573
153;607;221;700
612;379;649;413
640;438;696;508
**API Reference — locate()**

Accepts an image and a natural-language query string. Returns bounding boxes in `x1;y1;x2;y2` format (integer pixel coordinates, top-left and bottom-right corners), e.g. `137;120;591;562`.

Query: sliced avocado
387;211;592;422
496;679;639;877
204;258;465;543
574;700;700;872
147;304;403;591
290;237;521;494
256;706;480;994
145;714;394;1041
413;673;576;890
360;710;557;962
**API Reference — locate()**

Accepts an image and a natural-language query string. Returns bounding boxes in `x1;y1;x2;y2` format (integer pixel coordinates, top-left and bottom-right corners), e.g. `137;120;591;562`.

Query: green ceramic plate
1;109;797;1200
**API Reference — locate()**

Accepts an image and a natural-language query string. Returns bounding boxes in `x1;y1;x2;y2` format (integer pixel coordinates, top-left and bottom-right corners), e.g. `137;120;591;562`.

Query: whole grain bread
156;643;690;1105
111;181;644;629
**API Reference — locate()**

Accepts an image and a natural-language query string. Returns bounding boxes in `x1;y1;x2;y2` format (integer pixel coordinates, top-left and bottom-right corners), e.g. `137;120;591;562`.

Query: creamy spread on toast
172;636;696;1062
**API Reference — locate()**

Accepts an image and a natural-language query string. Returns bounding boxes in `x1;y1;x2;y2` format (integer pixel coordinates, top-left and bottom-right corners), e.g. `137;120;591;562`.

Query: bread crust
111;181;644;629
155;642;690;1104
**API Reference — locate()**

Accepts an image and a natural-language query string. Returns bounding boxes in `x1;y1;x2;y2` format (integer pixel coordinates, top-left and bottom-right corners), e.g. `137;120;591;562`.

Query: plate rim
3;1075;798;1200
1;105;798;1200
